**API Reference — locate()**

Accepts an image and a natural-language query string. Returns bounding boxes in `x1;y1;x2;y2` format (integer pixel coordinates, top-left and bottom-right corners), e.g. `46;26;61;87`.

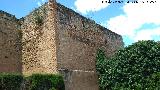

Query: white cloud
106;15;138;36
74;0;110;14
106;0;160;42
134;28;160;41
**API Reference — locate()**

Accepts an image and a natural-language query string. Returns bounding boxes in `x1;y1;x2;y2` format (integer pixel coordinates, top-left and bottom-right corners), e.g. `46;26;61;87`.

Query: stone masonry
0;0;124;90
0;11;22;73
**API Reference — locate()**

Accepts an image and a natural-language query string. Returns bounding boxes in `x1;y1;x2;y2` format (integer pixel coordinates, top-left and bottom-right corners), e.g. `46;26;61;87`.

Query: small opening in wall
5;56;8;58
105;40;108;44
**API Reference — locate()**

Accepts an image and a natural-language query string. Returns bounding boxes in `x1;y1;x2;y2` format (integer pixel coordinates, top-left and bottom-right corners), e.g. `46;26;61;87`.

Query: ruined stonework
55;3;123;90
0;1;124;90
0;11;22;73
21;2;58;75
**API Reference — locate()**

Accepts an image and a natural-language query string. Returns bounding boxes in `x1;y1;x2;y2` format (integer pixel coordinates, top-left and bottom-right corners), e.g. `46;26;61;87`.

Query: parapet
0;10;18;22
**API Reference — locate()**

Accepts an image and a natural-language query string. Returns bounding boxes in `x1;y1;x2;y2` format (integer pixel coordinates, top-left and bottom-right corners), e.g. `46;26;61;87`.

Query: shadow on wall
0;10;23;74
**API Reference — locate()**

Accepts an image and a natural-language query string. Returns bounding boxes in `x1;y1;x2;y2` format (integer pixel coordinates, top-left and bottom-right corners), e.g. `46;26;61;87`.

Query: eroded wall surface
0;2;124;90
21;4;58;75
0;11;22;73
57;3;123;71
56;3;124;90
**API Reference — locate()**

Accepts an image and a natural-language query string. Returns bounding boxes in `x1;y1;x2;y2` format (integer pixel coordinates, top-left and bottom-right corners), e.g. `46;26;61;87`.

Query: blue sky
0;0;160;46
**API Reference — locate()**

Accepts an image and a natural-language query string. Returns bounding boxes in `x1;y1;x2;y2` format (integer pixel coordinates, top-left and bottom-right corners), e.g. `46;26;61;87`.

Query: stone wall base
59;69;99;90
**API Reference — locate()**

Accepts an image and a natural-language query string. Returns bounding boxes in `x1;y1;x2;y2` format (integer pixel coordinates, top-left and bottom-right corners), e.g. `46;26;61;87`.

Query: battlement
0;10;18;22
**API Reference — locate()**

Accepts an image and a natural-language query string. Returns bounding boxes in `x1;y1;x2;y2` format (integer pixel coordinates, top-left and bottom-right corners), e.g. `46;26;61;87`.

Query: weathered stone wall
21;3;58;75
56;3;123;71
60;69;99;90
0;10;22;73
0;1;124;89
56;3;124;90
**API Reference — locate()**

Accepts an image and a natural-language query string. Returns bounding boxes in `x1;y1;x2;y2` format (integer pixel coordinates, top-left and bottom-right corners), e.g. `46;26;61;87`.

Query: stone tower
0;0;124;90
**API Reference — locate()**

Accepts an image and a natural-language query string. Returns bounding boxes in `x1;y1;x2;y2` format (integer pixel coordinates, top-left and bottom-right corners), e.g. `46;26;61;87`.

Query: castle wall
21;4;58;75
60;70;99;90
0;11;22;73
0;1;124;89
56;3;123;90
56;3;123;71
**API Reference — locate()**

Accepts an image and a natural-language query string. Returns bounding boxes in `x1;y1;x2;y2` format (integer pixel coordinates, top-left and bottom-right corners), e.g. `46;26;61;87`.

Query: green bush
0;73;23;90
0;73;64;90
35;15;43;25
96;40;160;90
26;74;65;90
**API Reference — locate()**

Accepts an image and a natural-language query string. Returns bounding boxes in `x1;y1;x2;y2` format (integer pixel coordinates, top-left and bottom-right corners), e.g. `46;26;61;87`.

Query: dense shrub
96;40;160;90
26;74;65;90
0;73;64;90
0;73;23;90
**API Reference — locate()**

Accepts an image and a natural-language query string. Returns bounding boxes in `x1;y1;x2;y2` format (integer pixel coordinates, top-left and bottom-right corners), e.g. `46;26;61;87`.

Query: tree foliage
96;40;160;90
